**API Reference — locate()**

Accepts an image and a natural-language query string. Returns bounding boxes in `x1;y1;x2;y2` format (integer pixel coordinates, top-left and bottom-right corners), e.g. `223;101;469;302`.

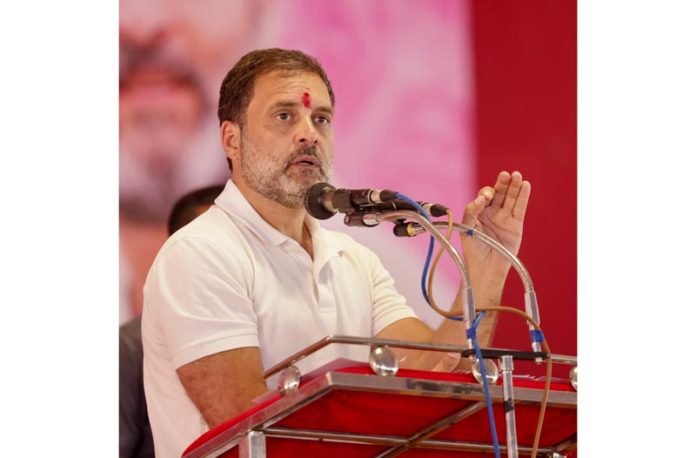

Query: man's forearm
412;310;498;372
396;284;501;372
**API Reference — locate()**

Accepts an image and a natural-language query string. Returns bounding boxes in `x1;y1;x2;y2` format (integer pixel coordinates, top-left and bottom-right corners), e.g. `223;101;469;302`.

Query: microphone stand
344;209;546;458
431;221;542;357
345;211;543;359
346;210;477;363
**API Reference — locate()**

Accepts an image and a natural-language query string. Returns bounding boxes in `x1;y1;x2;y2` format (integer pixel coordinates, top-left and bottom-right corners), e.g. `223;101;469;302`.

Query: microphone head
304;182;337;220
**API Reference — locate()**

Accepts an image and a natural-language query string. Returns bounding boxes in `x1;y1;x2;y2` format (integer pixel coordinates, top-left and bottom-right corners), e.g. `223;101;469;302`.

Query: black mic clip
343;212;382;228
343;201;449;229
392;220;426;237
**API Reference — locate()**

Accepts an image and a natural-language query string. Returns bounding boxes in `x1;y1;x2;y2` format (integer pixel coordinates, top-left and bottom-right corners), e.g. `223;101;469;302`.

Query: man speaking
142;48;531;456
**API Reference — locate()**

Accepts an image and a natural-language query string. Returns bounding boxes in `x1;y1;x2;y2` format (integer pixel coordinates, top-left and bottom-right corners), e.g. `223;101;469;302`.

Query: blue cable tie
530;329;545;343
465;312;486;338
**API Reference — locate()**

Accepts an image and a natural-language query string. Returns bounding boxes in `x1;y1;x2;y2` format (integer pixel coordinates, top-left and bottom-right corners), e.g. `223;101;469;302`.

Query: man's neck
233;177;310;251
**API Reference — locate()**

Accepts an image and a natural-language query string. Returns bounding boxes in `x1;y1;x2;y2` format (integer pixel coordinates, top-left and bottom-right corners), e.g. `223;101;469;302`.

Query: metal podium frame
182;336;577;458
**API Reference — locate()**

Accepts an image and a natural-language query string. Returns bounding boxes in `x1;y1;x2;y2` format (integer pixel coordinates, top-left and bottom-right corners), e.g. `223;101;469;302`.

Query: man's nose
294;116;319;146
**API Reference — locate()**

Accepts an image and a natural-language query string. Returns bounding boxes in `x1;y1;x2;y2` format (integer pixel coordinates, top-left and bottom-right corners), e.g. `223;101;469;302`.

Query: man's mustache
285;146;326;174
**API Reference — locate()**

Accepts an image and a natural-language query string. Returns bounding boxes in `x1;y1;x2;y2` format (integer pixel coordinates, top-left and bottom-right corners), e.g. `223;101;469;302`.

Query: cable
467;311;501;458
425;209;462;320
388;201;552;457
477;305;552;458
423;299;551;457
394;193;436;308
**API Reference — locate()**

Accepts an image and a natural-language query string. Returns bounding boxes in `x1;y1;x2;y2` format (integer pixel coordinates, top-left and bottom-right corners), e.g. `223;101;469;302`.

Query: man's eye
277;113;291;121
314;115;331;125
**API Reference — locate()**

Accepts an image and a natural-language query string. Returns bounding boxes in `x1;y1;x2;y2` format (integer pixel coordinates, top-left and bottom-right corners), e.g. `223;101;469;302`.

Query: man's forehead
251;70;331;105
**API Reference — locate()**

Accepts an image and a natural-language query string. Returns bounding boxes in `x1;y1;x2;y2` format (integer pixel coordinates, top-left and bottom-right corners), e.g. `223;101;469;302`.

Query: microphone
305;182;398;220
372;200;449;218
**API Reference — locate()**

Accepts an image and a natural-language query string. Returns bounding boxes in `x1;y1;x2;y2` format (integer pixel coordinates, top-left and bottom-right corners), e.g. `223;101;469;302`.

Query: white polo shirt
142;179;417;457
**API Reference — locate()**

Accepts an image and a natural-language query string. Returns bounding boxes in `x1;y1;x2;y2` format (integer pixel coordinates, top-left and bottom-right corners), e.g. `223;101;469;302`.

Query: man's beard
239;131;333;209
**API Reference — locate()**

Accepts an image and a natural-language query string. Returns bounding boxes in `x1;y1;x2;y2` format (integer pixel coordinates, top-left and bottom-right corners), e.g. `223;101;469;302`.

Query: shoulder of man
159;206;250;258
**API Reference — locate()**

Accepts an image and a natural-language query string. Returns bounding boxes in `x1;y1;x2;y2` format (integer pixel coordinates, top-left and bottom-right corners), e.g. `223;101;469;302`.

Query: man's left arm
375;171;531;371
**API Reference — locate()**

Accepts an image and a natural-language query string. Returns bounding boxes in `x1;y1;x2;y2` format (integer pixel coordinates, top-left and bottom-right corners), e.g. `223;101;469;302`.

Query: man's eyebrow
268;100;299;110
314;105;334;116
268;100;334;116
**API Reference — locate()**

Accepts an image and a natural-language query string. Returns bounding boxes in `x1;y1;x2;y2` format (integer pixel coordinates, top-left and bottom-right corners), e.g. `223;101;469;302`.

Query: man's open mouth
292;156;319;167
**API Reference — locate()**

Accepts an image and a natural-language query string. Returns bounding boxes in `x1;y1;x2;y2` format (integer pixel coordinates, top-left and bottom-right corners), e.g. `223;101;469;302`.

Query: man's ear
220;120;241;162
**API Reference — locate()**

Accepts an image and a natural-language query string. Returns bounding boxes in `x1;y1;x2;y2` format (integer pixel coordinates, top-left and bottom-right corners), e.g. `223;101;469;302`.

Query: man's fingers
502;171;523;211
462;195;486;227
478;186;495;203
512;180;531;220
490;171;511;208
464;171;529;226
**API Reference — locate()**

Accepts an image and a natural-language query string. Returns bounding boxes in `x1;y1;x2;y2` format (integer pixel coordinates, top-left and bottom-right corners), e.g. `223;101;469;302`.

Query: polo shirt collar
215;180;345;265
215;179;288;246
305;216;344;271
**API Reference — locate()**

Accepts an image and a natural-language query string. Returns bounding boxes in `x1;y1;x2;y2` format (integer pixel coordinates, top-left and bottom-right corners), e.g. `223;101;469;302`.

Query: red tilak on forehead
302;92;311;108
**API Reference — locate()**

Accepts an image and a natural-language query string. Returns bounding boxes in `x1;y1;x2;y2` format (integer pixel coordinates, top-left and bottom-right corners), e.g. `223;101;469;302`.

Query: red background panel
471;0;577;364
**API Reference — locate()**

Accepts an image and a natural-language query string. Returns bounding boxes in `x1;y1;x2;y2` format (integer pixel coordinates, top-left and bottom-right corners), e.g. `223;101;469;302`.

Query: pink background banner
120;0;576;363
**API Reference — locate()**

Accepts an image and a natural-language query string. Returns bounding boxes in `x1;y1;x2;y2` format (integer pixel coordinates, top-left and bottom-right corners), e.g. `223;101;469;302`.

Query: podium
182;337;577;458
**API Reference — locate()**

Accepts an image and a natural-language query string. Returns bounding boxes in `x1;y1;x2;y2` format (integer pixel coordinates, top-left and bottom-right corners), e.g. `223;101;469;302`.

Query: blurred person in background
119;0;272;320
120;185;224;458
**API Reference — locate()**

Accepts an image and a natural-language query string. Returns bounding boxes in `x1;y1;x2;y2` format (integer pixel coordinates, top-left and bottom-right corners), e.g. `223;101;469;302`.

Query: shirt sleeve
366;247;419;334
145;235;259;368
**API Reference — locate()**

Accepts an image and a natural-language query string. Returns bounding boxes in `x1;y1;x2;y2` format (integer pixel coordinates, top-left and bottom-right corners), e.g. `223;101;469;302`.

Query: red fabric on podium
183;392;283;455
183;366;576;457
